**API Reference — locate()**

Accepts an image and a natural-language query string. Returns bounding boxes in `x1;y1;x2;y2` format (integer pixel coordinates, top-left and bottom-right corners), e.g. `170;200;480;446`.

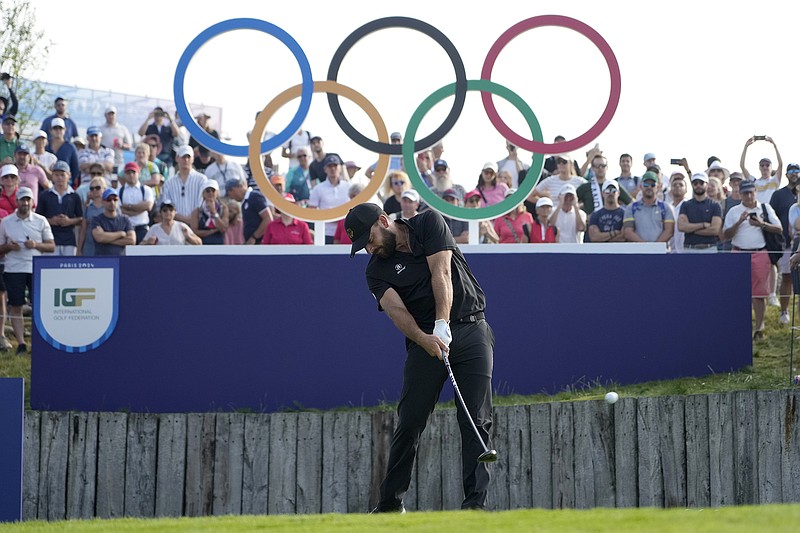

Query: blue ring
173;18;314;157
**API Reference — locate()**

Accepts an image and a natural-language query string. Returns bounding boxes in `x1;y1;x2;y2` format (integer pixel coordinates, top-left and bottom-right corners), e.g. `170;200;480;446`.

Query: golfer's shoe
370;504;406;514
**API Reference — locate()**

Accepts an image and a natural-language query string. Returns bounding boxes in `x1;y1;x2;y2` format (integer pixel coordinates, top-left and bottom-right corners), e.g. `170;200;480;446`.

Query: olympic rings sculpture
174;15;621;222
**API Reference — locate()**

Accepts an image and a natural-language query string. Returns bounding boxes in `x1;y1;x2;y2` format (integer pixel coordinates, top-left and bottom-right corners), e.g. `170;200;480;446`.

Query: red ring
480;15;621;154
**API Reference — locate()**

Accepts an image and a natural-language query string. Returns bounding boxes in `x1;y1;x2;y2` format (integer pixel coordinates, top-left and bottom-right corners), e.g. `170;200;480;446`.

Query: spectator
192;145;215;173
75;163;107;205
741;136;783;204
723;180;783;340
464;189;499;244
280;128;312;170
141;200;201;245
226;178;273;245
138;107;180;167
222;197;244;245
262;193;312;245
0;185;54;353
769;163;800;324
90;189;135;256
118;162;155;244
285;146;312;205
40;97;79;141
474;162;508;207
345;160;362;181
587;181;626;243
78;126;114;187
98;106;132;173
534;154;586;212
35;161;82;256
642;152;657;174
0;74;18;117
496;141;529;188
14;144;50;205
143;134;169;178
548;184;585;244
46;118;81;185
530;197;558;243
31;130;56;180
496;170;514;189
0;115;19;163
707;177;725;204
204;151;245;198
308;136;342;186
441;188;469;244
188;112;219;150
244;153;274;192
308;154;350;244
666;172;688;253
191;180;228;245
397;189;421;220
381;170;411;215
494;188;533;243
77;176;106;255
0;162;19;214
161;145;208;224
365;132;403;179
706;160;730;190
622;172;674;243
334;183;365;245
577;154;632;217
615;153;640;197
543;135;580;175
677;173;722;253
128;143;164;201
414;150;434;188
0;165;9;351
430;159;465;199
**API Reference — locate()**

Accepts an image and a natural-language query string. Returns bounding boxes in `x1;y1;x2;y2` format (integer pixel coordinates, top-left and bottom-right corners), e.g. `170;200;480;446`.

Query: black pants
134;225;149;244
377;319;495;510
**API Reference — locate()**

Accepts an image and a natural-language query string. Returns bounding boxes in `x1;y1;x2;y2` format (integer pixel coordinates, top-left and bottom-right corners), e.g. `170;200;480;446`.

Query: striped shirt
162;170;208;217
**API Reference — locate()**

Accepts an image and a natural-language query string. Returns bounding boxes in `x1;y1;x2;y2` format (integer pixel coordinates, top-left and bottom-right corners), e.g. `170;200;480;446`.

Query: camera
670;158;683;165
754;135;767;141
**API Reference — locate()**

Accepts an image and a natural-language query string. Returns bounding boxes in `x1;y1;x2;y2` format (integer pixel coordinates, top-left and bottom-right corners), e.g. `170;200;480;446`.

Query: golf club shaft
442;351;491;454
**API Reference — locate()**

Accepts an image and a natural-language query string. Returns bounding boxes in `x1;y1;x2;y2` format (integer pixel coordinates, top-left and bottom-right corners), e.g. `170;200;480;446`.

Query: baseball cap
270;175;285;185
86;126;102;136
203;180;219;191
601;181;619;193
52;161;70;173
50;118;65;129
669;171;686;182
788;163;800;173
433;159;448;170
123;162;139;173
176;145;193;158
464;190;481;202
643;152;656;163
345;203;383;257
504;188;518;198
559;183;577;197
323;154;342;166
14;143;30;154
641;171;658;183
16;186;33;200
482;162;498;173
759;157;772;165
739;180;756;193
690;172;709;183
390;132;402;141
160;199;176;210
283;193;296;203
441;188;462;201
345;160;361;170
401;189;420;202
102;188;118;200
309;135;322;142
34;130;47;140
105;106;117;114
0;164;18;178
729;171;744;181
2;115;16;124
73;137;86;147
535;197;554;208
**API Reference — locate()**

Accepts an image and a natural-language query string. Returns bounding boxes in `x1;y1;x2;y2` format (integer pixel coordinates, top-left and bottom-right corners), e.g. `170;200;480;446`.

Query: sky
29;0;800;189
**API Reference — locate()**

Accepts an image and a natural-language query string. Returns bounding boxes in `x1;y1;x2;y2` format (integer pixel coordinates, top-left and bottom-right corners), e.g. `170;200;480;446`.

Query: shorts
0;264;5;292
779;247;792;275
749;250;771;297
3;272;32;307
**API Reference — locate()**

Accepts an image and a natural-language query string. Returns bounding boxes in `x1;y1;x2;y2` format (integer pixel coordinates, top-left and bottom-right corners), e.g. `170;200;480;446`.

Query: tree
0;0;51;136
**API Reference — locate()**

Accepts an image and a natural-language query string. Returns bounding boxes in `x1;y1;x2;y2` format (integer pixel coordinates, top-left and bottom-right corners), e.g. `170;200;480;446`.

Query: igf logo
54;288;96;307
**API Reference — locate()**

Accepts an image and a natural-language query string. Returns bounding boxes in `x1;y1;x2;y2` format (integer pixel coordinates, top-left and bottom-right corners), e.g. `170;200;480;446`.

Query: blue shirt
90;213;132;256
680;198;721;246
46;141;81;187
242;189;268;242
35;189;83;246
588;207;625;233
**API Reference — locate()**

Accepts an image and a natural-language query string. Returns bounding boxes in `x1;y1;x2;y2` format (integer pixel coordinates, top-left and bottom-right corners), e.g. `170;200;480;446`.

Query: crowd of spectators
0;92;798;346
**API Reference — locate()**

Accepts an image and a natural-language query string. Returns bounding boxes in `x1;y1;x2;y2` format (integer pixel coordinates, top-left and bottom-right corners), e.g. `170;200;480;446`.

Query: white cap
176;145;193;158
643;152;656;163
105;105;117;114
482;161;498;173
401;189;420;202
203;180;219;191
535;197;554;208
559;183;577;197
50;117;65;129
602;180;619;193
0;164;19;178
504;188;518;198
34;130;48;140
691;172;709;183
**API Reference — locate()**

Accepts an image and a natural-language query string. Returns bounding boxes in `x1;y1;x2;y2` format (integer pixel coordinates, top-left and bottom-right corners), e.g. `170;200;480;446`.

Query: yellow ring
249;81;389;222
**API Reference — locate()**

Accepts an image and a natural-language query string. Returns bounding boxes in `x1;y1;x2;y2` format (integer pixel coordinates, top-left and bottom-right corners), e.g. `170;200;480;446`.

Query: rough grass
2;505;800;532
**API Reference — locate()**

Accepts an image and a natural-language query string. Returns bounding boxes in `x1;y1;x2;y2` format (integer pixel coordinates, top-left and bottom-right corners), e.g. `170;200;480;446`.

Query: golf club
442;350;498;463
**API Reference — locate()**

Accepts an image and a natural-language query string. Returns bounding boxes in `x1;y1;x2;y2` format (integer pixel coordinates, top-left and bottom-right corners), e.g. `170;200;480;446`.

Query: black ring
326;16;467;155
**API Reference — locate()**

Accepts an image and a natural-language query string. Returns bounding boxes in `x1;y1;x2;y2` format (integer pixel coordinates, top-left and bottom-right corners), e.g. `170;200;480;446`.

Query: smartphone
754;135;767;141
749;212;758;219
670;158;683;165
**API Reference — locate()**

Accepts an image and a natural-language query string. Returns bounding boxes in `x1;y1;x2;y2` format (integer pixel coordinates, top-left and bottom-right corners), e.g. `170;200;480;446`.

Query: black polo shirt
680;198;722;246
35;189;83;246
365;210;485;332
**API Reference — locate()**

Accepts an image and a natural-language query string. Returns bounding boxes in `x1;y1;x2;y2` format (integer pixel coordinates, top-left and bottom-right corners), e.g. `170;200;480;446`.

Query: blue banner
0;378;24;523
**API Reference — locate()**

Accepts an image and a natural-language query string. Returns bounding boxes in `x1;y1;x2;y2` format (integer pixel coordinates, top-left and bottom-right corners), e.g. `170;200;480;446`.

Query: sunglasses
691;180;706;186
434;167;447;172
90;171;104;176
556;159;568;165
788;170;800;175
391;180;405;186
466;197;480;203
90;186;103;191
603;188;618;193
593;164;608;169
105;197;118;202
297;155;308;158
642;181;657;187
204;188;216;193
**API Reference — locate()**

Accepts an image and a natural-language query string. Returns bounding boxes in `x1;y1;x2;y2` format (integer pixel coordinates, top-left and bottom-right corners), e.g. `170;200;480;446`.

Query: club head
478;449;498;463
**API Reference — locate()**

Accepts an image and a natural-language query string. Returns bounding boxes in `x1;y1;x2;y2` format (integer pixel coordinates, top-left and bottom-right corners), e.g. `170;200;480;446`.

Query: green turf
2;505;800;532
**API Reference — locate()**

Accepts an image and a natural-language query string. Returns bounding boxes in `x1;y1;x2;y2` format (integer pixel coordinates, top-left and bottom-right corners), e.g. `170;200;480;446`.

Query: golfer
345;203;494;512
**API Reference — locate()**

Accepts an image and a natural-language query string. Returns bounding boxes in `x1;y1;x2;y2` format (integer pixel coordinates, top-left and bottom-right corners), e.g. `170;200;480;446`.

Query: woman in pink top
475;162;508;207
493;188;533;243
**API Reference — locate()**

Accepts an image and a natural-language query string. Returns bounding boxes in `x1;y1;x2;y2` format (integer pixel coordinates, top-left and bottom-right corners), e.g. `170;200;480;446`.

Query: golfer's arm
380;288;427;345
426;250;453;322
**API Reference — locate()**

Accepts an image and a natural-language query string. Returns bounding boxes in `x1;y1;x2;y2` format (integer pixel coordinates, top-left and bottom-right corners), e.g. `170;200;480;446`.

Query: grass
2;306;798;413
1;505;800;532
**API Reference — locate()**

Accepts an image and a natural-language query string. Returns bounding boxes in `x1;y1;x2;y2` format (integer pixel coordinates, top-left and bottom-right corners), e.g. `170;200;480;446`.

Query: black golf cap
345;203;383;257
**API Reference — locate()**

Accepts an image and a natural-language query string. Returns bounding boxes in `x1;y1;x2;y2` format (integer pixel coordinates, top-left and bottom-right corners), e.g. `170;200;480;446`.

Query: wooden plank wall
21;390;800;520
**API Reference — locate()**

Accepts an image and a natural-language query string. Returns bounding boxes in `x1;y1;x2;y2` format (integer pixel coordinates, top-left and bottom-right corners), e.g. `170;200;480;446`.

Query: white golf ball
605;392;619;404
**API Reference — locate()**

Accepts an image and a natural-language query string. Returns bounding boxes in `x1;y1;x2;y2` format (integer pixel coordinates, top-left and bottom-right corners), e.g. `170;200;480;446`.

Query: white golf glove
433;319;452;347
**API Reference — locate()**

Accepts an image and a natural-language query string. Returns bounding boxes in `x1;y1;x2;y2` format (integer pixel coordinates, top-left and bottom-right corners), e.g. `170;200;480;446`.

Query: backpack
761;203;784;266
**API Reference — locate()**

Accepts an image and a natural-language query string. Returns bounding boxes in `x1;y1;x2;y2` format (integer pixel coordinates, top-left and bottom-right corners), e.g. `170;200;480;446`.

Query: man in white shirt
162;145;208;223
204;151;245;197
98;106;132;174
308;154;350;244
0;185;54;354
118;162;155;243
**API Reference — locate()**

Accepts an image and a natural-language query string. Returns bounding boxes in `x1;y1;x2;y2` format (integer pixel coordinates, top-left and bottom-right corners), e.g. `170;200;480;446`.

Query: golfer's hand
433;319;452;346
419;334;449;360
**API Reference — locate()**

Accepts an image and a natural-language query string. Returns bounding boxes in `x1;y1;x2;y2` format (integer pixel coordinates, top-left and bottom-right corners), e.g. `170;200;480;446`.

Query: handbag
761;203;784;266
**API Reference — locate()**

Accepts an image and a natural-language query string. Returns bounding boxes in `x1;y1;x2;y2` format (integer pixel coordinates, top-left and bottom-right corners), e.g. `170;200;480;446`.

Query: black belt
685;243;716;249
134;224;149;229
455;312;485;324
733;246;766;252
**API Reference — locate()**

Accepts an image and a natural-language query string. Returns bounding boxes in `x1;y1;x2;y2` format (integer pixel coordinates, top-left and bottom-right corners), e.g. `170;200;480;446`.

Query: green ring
402;79;544;221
